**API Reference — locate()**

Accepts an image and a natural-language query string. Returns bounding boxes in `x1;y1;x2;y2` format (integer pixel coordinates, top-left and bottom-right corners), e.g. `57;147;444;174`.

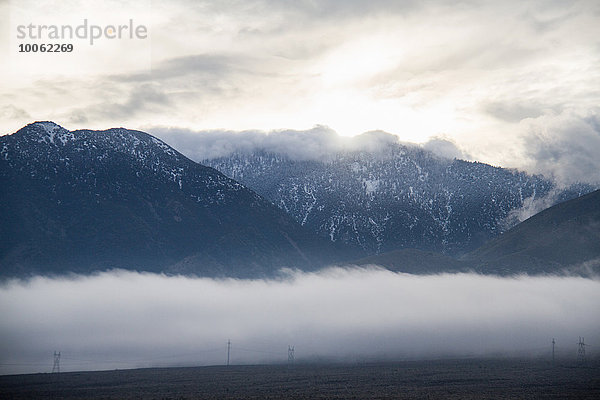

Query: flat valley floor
1;358;599;399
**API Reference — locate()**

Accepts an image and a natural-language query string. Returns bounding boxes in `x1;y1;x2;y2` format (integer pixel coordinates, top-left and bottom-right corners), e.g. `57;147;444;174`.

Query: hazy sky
1;0;599;182
1;268;598;374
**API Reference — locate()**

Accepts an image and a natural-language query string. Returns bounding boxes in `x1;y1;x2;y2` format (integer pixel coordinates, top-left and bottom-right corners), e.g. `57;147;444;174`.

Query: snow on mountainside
204;145;593;255
0;122;345;277
1;121;242;203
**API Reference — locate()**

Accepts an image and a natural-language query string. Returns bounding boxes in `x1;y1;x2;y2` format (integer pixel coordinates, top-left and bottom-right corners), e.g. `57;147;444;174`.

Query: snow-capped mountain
0;122;345;277
204;145;592;255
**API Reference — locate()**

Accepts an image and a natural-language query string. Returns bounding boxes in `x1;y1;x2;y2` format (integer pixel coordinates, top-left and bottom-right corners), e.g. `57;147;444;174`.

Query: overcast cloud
1;268;598;375
1;0;597;184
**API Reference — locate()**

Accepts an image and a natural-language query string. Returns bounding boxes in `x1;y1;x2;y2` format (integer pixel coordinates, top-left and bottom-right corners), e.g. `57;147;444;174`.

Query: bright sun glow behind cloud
0;0;599;182
304;31;465;139
317;34;399;87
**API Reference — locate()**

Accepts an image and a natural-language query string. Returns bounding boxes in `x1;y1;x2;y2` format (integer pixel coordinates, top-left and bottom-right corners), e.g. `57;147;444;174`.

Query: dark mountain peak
4;123;197;179
1;123;347;278
11;122;176;156
15;121;71;145
28;121;66;132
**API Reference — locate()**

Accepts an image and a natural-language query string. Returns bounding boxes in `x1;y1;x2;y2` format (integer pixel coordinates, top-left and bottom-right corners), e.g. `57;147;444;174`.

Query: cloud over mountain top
149;125;465;162
521;110;600;186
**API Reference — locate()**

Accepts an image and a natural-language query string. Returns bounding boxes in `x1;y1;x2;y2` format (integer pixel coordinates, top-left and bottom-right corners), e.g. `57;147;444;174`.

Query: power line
235;347;281;356
61;347;223;364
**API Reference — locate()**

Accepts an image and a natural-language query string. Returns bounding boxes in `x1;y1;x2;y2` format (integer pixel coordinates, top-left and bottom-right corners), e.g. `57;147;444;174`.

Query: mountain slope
464;189;600;275
0;122;347;277
352;248;468;274
203;141;591;256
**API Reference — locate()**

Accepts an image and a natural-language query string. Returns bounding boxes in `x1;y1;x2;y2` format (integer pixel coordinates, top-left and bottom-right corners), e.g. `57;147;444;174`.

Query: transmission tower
577;337;586;365
227;339;231;366
288;346;295;365
52;351;60;373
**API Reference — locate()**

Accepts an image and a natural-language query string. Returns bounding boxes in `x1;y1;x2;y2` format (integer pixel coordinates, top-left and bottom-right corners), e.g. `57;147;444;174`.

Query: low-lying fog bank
1;267;598;374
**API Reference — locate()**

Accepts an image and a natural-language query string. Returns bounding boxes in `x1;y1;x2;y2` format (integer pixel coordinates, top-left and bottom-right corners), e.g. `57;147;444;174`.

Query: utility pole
552;338;555;365
52;351;60;374
577;337;586;365
227;340;231;367
288;346;295;366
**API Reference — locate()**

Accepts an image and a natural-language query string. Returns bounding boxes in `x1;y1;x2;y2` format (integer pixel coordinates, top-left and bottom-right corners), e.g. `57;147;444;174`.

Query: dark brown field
1;358;599;399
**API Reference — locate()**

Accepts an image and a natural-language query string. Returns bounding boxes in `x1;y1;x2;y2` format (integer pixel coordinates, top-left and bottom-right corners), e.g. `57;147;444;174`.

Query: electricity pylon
52;351;60;373
577;337;586;365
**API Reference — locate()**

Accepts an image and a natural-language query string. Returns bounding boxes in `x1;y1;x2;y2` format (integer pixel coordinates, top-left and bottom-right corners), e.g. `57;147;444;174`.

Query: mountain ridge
203;146;592;256
464;188;600;275
2;122;596;278
0;122;349;277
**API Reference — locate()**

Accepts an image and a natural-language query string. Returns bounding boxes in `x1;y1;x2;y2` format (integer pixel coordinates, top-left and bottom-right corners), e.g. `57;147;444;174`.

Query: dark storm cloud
1;268;598;374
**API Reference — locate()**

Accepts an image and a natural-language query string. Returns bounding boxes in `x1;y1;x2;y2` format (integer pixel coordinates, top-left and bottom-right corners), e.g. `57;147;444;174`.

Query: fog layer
1;268;598;374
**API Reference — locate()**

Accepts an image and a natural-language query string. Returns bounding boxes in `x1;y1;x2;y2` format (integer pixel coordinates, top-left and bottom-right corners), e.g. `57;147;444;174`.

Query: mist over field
1;267;599;375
